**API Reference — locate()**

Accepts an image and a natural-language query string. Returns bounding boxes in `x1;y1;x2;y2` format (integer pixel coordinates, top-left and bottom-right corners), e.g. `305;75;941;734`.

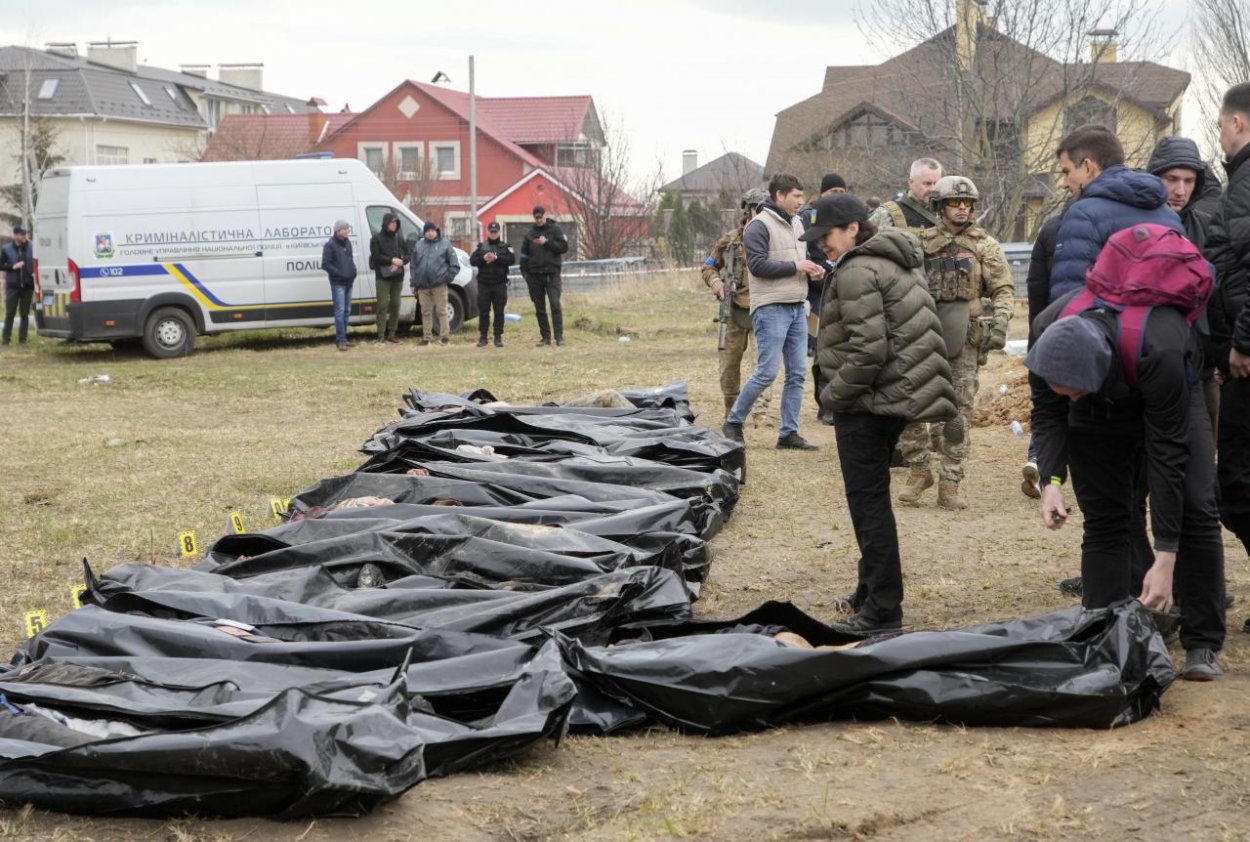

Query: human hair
909;158;942;178
852;219;877;246
1056;124;1124;170
1222;83;1250;118
768;173;803;199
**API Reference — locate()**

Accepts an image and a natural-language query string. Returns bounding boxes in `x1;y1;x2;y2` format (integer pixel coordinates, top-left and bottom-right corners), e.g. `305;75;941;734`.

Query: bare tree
783;0;1169;239
0;114;63;228
0;54;42;227
551;114;663;259
1191;0;1250;153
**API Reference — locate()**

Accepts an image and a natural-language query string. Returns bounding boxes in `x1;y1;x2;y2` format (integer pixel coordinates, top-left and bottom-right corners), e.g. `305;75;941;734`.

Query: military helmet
929;175;980;209
740;188;768;211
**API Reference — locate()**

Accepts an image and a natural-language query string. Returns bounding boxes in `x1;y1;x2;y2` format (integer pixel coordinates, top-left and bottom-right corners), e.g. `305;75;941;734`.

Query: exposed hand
11;261;23;270
796;259;824;278
390;257;403;267
1215;369;1226;386
988;323;1008;351
710;278;725;300
1230;348;1250;379
535;235;548;246
483;251;497;263
1139;551;1176;613
1040;484;1067;530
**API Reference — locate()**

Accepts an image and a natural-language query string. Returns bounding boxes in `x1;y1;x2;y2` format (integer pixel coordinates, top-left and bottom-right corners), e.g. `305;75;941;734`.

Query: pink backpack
1059;224;1213;386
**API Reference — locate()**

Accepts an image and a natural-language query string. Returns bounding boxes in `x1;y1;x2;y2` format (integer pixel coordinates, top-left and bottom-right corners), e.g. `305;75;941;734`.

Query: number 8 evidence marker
177;530;199;558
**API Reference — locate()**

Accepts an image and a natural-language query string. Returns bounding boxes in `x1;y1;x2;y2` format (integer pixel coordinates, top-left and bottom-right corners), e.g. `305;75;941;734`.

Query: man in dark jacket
320;219;357;351
409;221;459;346
470;221;515;347
520;206;569;346
1203;82;1250;560
1049;124;1182;303
1027;298;1225;681
368;212;409;343
1;225;35;345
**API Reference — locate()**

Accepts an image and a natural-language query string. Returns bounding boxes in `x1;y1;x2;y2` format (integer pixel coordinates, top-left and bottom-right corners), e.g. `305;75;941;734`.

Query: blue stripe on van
78;265;171;278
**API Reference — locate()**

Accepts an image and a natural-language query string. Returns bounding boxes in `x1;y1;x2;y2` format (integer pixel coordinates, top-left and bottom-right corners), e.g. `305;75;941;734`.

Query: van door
365;205;420;323
34;173;71;337
257;182;372;325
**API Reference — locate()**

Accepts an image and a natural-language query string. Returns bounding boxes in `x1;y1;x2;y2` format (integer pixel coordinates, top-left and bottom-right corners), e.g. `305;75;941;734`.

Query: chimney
308;105;327;146
218;63;264;91
1089;29;1118;63
955;0;987;72
45;42;78;58
180;64;210;78
86;40;138;73
682;149;698;175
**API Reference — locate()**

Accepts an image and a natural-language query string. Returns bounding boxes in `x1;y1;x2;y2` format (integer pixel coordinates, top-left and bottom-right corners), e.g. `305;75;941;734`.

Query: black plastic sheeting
0;382;1177;819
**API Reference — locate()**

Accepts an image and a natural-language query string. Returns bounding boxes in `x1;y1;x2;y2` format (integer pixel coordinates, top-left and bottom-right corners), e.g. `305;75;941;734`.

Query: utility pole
469;55;478;244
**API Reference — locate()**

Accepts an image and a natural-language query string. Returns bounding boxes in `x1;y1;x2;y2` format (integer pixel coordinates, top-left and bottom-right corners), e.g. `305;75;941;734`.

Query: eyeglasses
943;198;975;208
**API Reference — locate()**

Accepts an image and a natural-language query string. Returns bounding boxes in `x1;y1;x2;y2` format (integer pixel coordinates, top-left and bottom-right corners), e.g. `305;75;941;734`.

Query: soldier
869;158;943;231
897;175;1014;509
702;188;773;420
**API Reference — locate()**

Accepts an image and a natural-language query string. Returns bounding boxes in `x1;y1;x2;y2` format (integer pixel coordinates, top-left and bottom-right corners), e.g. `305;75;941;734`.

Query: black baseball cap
532;205;546;217
12;225;26;234
487;221;500;232
799;194;868;242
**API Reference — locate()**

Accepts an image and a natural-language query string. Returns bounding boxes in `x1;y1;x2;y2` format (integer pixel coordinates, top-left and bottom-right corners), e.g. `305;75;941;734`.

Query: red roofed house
206;81;648;257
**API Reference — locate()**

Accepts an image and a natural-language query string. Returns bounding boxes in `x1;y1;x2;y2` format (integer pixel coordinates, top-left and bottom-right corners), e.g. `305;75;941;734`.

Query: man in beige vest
722;174;826;450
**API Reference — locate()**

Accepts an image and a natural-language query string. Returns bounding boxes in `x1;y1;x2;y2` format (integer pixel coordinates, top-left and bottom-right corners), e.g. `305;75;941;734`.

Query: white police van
34;158;476;357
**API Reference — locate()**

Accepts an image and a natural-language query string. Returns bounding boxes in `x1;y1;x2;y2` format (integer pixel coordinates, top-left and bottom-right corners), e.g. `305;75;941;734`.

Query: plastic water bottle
998;384;1009;396
1010;420;1024;437
504;313;521;323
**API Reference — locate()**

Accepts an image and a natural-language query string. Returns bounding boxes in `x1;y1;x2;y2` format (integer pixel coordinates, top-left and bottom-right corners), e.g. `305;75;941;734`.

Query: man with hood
409;221;459;346
1049;124;1182;302
470;221;516;347
805;193;958;633
368;212;409;343
520;206;570;346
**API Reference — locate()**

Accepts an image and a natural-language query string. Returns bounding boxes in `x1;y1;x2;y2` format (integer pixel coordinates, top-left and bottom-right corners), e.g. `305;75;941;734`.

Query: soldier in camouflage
869;158;944;231
897;175;1014;510
702;188;773;419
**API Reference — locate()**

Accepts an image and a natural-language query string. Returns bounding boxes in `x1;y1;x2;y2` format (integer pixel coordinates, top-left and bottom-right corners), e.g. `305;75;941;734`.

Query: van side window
367;206;421;249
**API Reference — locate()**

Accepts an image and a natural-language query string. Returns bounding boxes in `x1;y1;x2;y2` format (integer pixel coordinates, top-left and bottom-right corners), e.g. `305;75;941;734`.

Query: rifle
716;244;738;351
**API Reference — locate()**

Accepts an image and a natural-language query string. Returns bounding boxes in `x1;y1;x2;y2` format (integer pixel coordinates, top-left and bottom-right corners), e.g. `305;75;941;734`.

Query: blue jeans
727;302;808;436
330;281;353;344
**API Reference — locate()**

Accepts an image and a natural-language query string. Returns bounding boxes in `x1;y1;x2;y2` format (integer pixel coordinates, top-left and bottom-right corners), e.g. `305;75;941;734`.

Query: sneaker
336;342;349;352
386;336;401;344
829;613;903;636
419;339;431;346
343;340;356;348
1181;648;1223;682
440;337;449;346
476;338;488;348
1059;576;1083;597
776;432;818;451
721;421;745;444
536;339;551;347
494;338;503;348
831;590;862;615
1021;462;1041;499
556;338;564;346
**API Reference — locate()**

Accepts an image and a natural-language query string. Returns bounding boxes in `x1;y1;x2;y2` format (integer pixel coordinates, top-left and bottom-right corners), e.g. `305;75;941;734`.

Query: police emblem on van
94;232;114;259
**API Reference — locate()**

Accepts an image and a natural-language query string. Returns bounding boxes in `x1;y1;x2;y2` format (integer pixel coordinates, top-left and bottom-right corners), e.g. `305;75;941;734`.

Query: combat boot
897;466;934;505
937;479;967;510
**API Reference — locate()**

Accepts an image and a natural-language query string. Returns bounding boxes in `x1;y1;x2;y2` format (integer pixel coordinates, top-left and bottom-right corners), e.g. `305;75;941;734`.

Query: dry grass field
0;273;1247;841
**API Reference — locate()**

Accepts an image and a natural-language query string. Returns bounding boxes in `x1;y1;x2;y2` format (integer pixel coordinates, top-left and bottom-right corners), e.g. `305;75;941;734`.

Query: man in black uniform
470;221;516;347
520;206;570;346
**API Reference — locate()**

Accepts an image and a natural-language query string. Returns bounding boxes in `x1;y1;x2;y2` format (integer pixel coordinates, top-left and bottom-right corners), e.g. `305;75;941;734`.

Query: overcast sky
2;0;1193;184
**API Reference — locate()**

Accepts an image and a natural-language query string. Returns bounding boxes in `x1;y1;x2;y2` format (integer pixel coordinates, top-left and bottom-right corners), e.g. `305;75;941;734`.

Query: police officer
702;188;773;420
898;175;1014;509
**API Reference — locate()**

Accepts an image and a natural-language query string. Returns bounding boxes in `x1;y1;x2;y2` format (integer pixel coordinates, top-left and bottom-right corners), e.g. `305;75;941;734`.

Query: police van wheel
143;307;196;358
446;292;465;333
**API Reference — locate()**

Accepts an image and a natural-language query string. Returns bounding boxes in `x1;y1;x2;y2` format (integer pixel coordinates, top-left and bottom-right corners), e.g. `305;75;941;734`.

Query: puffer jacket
816;228;957;421
1203;141;1250;363
409;233;458;289
1049;165;1182;302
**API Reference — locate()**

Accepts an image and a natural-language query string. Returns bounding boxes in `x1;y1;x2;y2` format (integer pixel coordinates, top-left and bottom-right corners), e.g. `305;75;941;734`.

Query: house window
359;143;386;174
37;79;58;100
164;85;178;102
980;119;1020;161
96;145;129;165
430;141;460;180
143;157;158;164
1065;96;1117;135
556;143;596;167
129;81;152;107
444;214;473;238
813;112;901;150
205;98;223;130
284;104;295;114
394;143;423;179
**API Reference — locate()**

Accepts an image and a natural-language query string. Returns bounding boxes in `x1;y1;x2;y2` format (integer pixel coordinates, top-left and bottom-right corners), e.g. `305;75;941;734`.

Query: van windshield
366;206;421;249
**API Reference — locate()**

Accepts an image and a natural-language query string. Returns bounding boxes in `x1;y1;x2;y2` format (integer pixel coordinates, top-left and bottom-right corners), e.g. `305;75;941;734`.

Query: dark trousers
478;283;508;339
1069;389;1225;651
833;412;908;622
525;272;562;341
1218;377;1250;553
3;286;33;343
